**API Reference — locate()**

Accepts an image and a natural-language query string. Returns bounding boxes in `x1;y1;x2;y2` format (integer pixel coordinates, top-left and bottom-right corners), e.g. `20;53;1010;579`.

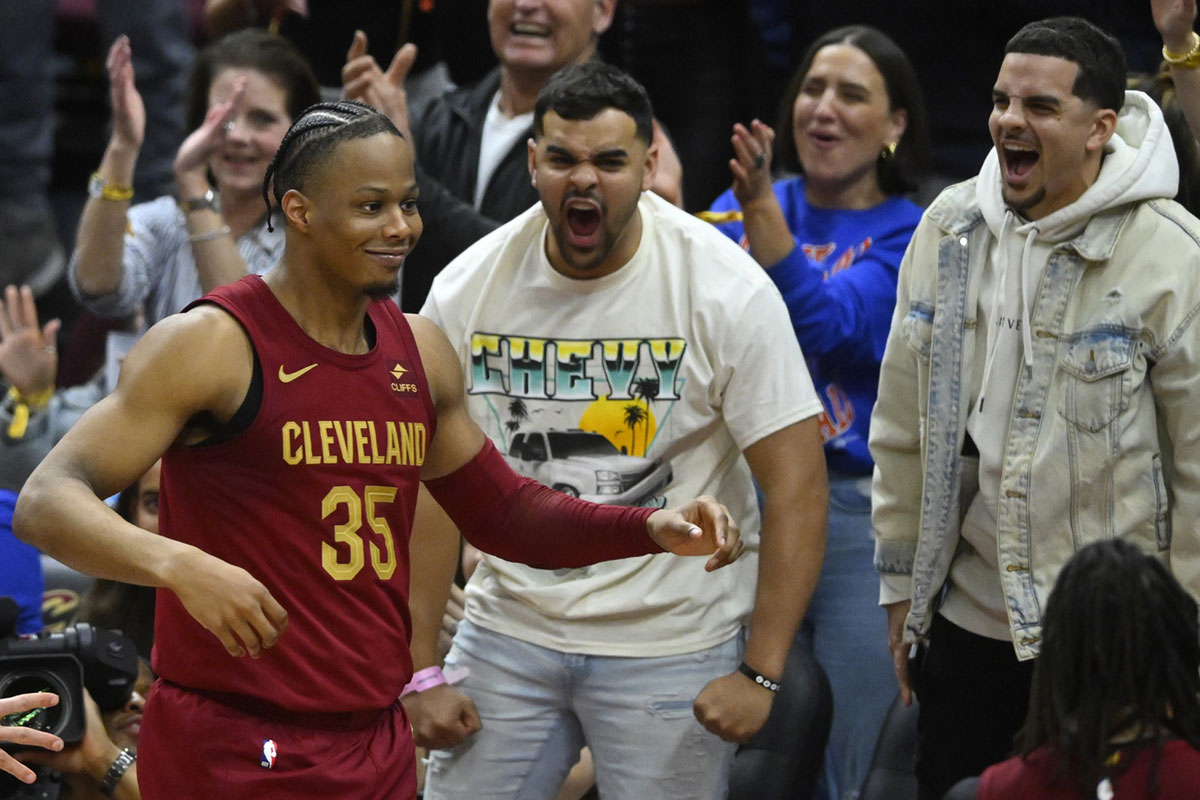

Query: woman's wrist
175;170;213;200
97;141;139;188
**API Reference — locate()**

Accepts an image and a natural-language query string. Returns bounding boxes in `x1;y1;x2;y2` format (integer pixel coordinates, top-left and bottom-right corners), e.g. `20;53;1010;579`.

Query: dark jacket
405;68;540;311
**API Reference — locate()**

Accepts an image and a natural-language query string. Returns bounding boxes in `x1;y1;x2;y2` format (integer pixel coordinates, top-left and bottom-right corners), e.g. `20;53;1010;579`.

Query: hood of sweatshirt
974;90;1178;371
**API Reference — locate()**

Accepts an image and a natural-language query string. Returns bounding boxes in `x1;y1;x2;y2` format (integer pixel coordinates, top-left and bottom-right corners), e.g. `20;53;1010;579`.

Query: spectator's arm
73;37;142;298
1154;0;1200;143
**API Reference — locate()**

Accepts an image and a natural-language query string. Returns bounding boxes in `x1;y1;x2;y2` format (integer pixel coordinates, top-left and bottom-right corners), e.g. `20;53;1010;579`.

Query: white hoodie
942;91;1180;640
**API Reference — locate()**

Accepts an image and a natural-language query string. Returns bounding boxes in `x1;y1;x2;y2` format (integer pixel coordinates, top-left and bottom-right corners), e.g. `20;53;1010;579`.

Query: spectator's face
989;53;1112;220
102;660;152;752
528;108;655;278
291;133;422;301
488;0;615;78
207;68;292;198
791;43;906;207
133;461;160;535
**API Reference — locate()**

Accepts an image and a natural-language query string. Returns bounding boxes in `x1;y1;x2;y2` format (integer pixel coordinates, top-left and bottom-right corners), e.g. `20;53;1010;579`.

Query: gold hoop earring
881;141;898;160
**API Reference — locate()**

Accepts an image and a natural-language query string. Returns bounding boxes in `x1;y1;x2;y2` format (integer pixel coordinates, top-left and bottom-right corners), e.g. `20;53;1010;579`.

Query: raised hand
106;36;145;152
0;692;64;784
342;30;417;141
1152;0;1198;54
647;496;744;571
0;285;59;398
729;119;777;209
167;549;289;658
173;76;246;184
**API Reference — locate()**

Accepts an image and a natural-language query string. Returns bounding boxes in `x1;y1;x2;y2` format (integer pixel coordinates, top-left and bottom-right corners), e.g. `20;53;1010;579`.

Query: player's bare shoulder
405;312;465;411
117;302;255;421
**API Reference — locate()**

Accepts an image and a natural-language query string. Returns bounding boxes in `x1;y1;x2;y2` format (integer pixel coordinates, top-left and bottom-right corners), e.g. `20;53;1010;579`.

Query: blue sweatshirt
710;178;922;474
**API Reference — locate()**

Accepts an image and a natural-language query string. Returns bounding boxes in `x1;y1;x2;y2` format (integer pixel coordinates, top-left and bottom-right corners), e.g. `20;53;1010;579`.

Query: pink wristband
401;666;447;697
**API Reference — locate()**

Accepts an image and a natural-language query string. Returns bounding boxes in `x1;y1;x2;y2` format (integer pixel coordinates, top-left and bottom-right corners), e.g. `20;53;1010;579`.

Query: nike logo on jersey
278;363;318;383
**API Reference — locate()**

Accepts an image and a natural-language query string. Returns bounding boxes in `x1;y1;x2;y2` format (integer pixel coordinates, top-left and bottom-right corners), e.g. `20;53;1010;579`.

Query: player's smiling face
528;108;655;280
303;133;422;299
989;53;1113;220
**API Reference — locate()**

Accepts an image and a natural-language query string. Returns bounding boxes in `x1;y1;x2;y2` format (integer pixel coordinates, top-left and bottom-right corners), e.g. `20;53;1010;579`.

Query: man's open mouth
1002;143;1039;182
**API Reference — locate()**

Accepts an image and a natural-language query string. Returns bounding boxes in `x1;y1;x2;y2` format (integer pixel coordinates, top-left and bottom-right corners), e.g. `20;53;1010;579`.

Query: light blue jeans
799;471;896;800
424;620;742;799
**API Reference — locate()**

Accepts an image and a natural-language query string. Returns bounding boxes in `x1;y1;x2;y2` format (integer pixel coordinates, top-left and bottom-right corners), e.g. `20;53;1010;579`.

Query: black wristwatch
179;188;220;214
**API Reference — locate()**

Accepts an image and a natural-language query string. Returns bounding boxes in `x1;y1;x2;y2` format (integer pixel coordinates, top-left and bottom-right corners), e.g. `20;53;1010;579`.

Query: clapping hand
729;119;777;209
343;31;418;141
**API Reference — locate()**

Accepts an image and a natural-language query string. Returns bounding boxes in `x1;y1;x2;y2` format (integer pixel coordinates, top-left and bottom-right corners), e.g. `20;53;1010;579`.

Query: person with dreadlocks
9;99;744;799
944;538;1200;799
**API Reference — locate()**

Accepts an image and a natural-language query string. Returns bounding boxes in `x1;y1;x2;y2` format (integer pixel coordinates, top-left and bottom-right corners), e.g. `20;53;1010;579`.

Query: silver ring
753;152;766;170
223;120;235;133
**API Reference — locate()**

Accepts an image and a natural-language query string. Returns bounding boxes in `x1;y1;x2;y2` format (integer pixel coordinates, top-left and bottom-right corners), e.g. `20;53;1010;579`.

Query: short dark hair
262;100;403;230
1018;539;1200;798
533;61;654;146
185;29;320;134
774;26;929;196
1005;17;1126;112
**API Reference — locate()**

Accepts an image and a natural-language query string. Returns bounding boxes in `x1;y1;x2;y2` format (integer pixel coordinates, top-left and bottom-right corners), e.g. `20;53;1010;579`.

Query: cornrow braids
262;100;402;231
1017;540;1200;798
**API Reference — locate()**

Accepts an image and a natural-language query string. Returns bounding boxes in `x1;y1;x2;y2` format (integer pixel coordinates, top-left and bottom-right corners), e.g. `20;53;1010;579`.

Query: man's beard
1002;186;1045;218
363;276;400;301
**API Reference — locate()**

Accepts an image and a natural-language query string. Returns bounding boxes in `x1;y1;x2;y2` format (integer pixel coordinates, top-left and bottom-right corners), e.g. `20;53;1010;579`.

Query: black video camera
0;594;139;747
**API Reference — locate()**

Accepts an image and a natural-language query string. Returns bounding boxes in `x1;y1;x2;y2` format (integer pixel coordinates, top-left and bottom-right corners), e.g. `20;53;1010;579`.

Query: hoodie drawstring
1019;225;1037;368
978;211;1037;412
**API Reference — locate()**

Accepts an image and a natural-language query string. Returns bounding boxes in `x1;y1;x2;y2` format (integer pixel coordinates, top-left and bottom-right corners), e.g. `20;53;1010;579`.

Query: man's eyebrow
545;144;630;160
992;89;1062;108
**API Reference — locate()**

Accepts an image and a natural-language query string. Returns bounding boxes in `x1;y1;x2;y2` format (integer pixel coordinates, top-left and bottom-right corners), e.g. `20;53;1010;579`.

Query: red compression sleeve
424;438;662;568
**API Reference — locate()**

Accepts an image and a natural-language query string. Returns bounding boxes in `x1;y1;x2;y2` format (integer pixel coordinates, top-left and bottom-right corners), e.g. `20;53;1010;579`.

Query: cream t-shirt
422;192;821;656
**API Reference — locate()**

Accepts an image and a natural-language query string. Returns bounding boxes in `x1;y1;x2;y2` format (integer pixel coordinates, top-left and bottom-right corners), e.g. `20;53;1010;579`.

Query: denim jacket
870;178;1200;660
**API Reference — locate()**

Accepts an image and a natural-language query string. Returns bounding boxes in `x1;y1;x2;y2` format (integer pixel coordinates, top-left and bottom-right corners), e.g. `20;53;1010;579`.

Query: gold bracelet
1163;31;1200;69
5;385;54;440
87;172;134;202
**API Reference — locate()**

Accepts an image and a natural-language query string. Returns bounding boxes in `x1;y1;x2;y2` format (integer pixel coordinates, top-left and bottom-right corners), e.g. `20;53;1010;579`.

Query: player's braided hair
262;100;402;231
1018;539;1200;798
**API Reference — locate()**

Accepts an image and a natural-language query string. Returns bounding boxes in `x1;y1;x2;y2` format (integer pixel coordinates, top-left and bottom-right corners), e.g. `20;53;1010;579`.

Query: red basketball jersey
154;275;436;714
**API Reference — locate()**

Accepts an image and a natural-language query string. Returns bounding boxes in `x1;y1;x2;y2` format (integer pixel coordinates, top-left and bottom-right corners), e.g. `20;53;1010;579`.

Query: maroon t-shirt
980;741;1200;800
154;275;436;715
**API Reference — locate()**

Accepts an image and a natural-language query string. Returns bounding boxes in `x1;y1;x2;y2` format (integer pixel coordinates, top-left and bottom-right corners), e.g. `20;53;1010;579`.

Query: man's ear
642;140;660;192
527;137;538;188
1087;108;1118;154
593;0;616;37
281;189;311;232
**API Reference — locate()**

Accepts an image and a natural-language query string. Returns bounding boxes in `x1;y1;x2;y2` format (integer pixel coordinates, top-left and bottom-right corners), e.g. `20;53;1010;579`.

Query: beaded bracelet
1163;31;1200;69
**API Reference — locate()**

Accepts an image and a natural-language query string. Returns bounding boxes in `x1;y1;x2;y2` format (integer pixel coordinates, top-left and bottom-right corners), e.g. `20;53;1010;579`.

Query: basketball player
12;100;741;798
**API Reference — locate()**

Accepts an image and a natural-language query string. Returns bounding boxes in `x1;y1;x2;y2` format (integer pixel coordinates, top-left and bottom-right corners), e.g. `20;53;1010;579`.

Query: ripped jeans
424;619;742;799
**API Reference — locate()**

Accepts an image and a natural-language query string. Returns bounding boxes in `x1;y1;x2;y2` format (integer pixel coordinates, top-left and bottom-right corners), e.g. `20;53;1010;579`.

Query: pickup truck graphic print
467;333;683;509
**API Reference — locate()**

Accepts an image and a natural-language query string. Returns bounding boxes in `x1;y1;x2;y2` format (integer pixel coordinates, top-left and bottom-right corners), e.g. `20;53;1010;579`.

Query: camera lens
0;672;71;737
